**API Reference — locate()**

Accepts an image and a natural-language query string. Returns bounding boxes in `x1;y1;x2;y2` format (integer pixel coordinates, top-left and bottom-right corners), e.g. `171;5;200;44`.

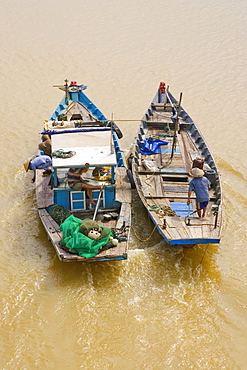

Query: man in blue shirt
187;167;211;218
24;155;52;183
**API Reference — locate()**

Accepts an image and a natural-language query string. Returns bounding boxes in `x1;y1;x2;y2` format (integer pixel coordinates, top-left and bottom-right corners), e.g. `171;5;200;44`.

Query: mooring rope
131;224;157;242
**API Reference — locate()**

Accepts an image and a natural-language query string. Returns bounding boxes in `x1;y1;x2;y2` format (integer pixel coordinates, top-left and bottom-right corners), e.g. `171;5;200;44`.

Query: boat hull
131;82;222;246
34;81;131;262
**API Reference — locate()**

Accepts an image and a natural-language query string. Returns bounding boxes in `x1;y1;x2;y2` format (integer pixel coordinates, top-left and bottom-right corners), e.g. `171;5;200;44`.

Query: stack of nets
52;149;76;158
48;205;71;225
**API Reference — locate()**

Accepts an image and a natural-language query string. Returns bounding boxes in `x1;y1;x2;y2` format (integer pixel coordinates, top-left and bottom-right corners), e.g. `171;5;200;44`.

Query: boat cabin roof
51;130;116;168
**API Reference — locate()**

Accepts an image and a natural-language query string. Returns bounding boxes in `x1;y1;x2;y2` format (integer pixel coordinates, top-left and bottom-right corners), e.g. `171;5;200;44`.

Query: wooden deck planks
151;206;220;242
154;175;164;197
36;169;53;209
137;126;217;242
177;130;198;173
115;167;131;203
135;91;222;246
165;216;203;241
38;208;61;235
39;208;128;261
99;242;128;258
140;174;158;198
116;202;131;229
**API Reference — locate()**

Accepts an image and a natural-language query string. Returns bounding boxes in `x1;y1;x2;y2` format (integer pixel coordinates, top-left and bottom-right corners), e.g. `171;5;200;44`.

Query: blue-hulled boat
130;82;222;247
33;80;131;262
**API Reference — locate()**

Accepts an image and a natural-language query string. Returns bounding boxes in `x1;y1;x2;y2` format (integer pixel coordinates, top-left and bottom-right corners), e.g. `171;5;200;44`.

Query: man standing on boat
67;165;102;205
187;167;211;218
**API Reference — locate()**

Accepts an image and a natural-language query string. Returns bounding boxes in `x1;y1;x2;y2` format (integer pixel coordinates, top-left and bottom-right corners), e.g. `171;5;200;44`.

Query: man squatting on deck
67;165;102;205
187;167;211;218
24;155;52;183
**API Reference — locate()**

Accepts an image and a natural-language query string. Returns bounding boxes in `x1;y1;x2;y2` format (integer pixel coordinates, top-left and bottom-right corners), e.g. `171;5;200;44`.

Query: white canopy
51;131;116;168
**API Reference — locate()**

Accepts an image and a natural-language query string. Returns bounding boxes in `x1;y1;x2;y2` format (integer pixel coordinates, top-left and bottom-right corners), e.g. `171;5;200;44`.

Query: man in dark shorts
67;164;102;205
24;154;52;183
187;167;211;218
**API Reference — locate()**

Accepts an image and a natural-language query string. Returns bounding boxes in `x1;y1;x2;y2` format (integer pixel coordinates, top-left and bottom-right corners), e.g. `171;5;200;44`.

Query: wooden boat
130;82;222;246
33;80;131;262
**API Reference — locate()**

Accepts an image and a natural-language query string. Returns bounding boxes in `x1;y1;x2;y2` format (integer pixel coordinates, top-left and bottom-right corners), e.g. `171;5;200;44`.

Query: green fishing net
60;215;113;258
48;205;71;225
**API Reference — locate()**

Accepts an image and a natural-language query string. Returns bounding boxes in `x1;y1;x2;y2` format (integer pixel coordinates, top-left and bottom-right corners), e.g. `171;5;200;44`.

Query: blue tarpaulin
170;202;194;217
139;139;168;155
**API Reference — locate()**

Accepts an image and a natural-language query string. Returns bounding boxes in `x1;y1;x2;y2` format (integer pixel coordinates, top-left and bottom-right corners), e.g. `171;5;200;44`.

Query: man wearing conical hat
187;167;211;218
24;155;52;183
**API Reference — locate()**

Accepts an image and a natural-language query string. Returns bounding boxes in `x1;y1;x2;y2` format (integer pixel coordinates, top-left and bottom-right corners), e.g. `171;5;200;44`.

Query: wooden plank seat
151;103;174;108
144;121;173;128
144;120;172;125
146;194;191;198
151;103;174;112
164;186;188;193
138;170;186;176
146;194;196;200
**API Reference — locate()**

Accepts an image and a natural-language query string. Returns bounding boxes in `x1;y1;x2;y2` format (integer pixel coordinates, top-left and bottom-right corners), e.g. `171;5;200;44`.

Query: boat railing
112;130;126;167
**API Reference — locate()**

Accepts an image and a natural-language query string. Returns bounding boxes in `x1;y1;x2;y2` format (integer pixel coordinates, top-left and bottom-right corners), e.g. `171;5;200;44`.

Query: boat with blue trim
32;80;131;262
130;82;222;247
